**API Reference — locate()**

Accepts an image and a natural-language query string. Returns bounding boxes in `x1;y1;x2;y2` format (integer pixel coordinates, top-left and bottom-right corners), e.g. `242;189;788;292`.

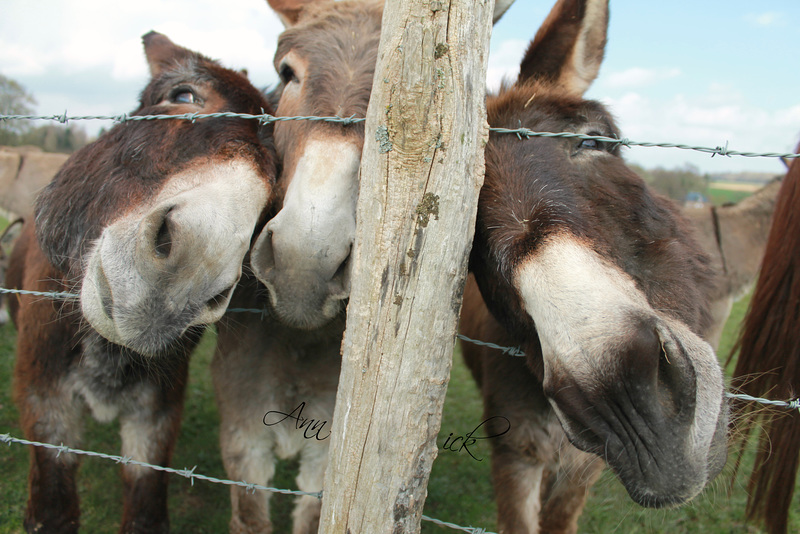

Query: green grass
1;297;798;533
707;187;754;206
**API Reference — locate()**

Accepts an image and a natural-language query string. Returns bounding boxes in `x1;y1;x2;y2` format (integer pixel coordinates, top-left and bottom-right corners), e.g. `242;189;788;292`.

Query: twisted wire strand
488;128;800;159
421;514;492;533
1;286;797;411
0;287;78;300
0;433;321;499
0;432;491;533
2;112;799;160
0;111;364;126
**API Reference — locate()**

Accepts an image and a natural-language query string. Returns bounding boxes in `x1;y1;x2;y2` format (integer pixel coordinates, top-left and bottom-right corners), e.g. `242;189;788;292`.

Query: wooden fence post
318;0;494;532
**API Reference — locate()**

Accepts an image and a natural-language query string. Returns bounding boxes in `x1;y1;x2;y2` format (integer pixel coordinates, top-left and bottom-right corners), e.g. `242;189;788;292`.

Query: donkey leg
16;379;84;534
220;422;277;534
492;449;546;534
291;439;328;534
538;434;605;534
117;362;189;534
11;276;85;533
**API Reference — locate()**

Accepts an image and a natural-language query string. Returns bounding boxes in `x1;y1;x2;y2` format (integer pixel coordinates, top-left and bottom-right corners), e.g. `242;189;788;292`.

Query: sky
1;0;798;175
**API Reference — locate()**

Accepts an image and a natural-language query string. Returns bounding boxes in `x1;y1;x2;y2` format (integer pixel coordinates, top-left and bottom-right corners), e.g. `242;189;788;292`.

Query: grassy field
707;183;762;206
0;198;796;532
1;296;798;533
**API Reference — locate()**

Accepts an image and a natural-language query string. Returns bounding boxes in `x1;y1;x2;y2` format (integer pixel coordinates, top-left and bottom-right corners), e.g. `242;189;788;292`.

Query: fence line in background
0;433;491;534
2;112;799;161
0;285;797;412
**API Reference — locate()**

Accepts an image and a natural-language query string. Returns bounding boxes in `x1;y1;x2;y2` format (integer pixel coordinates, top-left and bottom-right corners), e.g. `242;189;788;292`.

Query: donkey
729;148;800;534
212;1;515;531
684;177;782;349
459;0;728;532
6;32;275;533
212;2;381;532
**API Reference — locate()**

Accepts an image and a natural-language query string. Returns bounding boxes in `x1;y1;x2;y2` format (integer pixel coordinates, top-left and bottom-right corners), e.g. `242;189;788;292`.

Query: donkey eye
579;132;606;151
169;88;196;104
278;62;298;84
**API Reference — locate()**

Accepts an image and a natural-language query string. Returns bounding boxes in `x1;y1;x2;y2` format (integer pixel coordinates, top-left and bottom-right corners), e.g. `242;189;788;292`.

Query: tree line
629;162;710;203
1;73;89;153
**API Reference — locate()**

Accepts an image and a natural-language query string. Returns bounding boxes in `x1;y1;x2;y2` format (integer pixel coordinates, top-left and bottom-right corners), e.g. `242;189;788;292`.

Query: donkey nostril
154;216;172;259
332;244;351;283
97;264;114;320
205;284;236;312
251;227;276;279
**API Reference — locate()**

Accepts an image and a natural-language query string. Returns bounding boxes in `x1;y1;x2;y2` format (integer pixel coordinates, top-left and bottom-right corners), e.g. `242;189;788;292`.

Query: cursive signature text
440;416;511;461
263;402;331;441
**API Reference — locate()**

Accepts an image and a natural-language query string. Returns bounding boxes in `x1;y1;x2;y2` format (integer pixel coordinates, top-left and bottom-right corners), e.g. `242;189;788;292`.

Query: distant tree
18;124;89;154
636;163;709;203
0;73;89;153
0;73;37;144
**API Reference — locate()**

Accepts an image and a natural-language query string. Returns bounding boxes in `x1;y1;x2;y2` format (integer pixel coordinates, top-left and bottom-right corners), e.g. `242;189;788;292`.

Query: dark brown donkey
460;0;728;532
212;0;514;531
6;33;275;533
730;146;800;534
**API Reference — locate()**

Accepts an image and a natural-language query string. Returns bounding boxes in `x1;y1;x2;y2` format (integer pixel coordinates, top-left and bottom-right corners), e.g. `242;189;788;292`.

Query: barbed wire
1;285;797;411
0;287;78;300
0;432;491;533
454;333;525;357
2;111;799;160
488;128;800;160
0;433;320;498
421;514;493;533
0;111;364;126
724;392;800;411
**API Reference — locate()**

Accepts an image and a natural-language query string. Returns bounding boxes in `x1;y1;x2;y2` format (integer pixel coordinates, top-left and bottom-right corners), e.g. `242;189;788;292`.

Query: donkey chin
542;314;729;508
257;262;351;330
81;166;268;356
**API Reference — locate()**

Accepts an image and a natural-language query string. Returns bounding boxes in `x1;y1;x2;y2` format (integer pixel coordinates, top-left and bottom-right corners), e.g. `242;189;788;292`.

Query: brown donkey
212;0;515;531
6;33;275;533
684;177;782;349
730;147;800;534
460;0;728;532
212;2;381;532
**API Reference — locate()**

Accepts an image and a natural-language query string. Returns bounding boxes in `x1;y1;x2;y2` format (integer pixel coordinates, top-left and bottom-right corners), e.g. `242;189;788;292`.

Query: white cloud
1;0;283;85
110;38;150;82
0;42;48;77
0;0;285;139
599;86;795;173
745;12;786;27
486;38;527;91
602;67;681;89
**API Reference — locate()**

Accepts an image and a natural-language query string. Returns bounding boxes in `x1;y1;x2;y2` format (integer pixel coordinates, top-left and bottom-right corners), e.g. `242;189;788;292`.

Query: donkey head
35;32;276;356
471;0;728;507
248;0;382;329
252;0;514;329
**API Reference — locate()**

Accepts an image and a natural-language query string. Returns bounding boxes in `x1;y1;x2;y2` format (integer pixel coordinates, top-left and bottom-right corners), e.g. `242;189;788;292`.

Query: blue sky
2;0;798;175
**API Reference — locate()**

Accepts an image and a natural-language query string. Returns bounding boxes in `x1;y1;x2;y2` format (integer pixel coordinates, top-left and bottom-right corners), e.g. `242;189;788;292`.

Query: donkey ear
267;0;317;26
517;0;608;97
142;31;196;77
